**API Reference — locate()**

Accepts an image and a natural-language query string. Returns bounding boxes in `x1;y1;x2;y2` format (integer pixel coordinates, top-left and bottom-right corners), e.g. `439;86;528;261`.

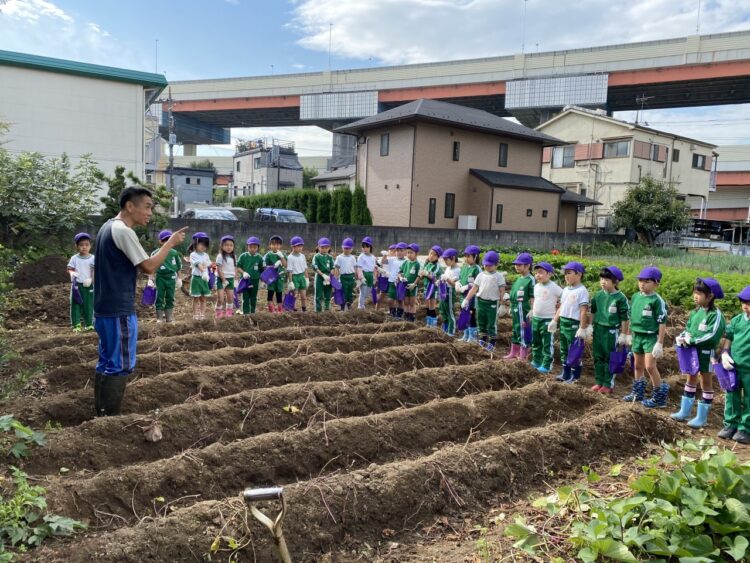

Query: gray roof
312;165;356;182
336;99;564;145
469;169;564;193
560;190;601;206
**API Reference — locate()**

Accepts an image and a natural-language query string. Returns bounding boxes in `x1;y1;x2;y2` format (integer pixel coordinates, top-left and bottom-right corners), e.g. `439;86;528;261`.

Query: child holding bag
548;261;590;384
505;252;535;359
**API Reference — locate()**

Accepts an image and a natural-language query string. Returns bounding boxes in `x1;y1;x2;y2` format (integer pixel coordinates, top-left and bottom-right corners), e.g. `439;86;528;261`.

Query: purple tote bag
71;282;83;305
438;281;448;301
713;362;738;392
676;346;700;376
565;338;585;367
235;277;250;295
522;322;532;347
371;286;378;305
329;275;342;290
333;287;345;306
396;281;408;301
424;281;436;300
283;291;296;311
141;285;156;307
457;307;472;331
208;269;216;290
378;276;389;292
609;346;629;375
260;267;279;285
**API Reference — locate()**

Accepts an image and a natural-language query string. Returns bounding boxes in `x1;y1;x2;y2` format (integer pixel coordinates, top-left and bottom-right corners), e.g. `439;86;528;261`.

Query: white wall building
0;49;166;191
537;107;717;231
231;140;303;198
312;165;356;192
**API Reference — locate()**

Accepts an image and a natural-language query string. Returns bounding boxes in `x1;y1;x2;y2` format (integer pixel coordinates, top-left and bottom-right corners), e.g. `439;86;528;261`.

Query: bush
332;187;352;224
317;192;332;223
350;185;373;225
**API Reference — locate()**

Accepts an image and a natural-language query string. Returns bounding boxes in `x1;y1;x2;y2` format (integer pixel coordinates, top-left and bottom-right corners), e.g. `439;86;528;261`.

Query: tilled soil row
45;381;602;526
39;327;443;392
22;359;538;475
32;405;680;563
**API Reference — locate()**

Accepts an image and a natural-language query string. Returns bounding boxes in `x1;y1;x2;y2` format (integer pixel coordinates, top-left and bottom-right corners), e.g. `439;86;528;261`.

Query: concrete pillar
183;144;197;157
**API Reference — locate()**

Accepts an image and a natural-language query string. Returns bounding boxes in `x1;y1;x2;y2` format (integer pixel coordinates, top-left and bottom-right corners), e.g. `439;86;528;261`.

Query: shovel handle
244;486;283;502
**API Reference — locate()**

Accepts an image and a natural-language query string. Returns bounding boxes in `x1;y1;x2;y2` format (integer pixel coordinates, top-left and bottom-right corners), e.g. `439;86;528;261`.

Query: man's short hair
119;186;153;209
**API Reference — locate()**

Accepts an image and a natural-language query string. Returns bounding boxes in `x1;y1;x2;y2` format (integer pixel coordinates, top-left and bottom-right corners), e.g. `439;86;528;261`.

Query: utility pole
167;87;177;217
635;94;653;124
521;0;528;54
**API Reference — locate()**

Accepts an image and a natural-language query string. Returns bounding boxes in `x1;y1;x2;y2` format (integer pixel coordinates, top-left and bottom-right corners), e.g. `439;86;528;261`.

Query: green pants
155;275;176;311
476;298;498;338
593;324;618;387
341;273;355;306
267;277;284;295
438;288;456;334
242;279;260;314
725;366;750;433
559;316;580;366
315;275;332;312
510;303;529;345
362;271;374;287
531;316;554;370
71;283;94;328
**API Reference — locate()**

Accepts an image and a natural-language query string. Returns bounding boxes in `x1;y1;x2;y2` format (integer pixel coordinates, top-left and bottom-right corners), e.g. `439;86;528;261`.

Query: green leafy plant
505;440;750;562
0;416;46;459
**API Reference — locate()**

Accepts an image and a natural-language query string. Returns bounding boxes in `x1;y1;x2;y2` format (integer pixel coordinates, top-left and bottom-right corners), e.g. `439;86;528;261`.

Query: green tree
302;166;319;189
350;185;372;225
332;187;352;224
317;191;332;223
188;159;216;171
612;175;692;245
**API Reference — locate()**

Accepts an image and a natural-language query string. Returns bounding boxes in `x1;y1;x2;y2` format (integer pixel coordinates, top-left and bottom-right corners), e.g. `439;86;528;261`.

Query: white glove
617;333;628;347
276;250;284;258
378;267;387;276
407;282;416;290
176;277;183;289
287;281;295;291
585;325;594;340
356;279;363;288
242;271;251;280
455;282;464;293
722;352;735;371
625;334;633;347
82;278;92;288
683;333;693;345
675;334;686;347
547;320;557;334
146;278;155;288
274;260;282;268
461;298;469;309
69;271;78;282
201;271;209;282
497;304;509;317
651;342;664;359
575;327;586;339
380;250;388;256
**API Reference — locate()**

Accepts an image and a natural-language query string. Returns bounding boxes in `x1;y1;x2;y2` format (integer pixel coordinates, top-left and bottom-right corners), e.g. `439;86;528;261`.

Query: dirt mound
11;255;69;289
4;284;71;329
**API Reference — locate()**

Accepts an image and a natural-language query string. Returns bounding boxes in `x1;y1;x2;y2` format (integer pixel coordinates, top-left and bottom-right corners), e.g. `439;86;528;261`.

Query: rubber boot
225;306;233;317
460;330;469;342
503;343;520;360
485;338;496;353
93;372;104;416
98;375;129;417
442;322;448;333
215;308;224;319
268;303;275;313
670;396;695;422
478;335;487;349
687;401;710;428
519;346;530;361
155;309;164;323
565;365;582;384
622;378;647;402
165;309;174;323
466;327;478;343
642;382;670;408
555;365;572;382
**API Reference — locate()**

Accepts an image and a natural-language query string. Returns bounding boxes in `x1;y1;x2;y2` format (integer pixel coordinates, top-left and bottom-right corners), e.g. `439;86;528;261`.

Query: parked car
254;208;308;223
181;208;238;221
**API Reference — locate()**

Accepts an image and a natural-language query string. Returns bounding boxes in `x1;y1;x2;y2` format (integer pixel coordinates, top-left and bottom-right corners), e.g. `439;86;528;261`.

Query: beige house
336;99;595;231
537;107;717;231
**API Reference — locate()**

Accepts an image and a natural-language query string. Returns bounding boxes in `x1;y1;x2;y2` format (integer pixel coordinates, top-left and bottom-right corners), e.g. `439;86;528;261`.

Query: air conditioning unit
458;215;477;230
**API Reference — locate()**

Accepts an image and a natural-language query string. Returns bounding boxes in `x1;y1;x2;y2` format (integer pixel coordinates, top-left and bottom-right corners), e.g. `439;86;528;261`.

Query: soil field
0;282;723;562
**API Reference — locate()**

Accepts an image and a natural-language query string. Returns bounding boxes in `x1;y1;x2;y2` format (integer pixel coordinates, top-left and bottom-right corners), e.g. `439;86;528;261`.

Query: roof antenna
635;94;653;124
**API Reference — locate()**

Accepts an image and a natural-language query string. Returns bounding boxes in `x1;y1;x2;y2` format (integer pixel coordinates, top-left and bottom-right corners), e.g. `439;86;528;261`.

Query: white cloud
0;0;72;23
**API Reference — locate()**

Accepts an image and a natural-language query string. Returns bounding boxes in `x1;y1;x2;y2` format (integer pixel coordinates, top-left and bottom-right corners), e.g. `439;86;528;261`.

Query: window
236;161;241;172
452;141;460;161
196;178;201;185
604;140;630;158
498;143;508;167
651;144;660;161
185;177;191;185
254;157;261;169
444;193;455;218
495;204;503;224
552;145;575;168
672;149;680;162
526;209;533;217
542;209;548;218
428;198;436;224
380;133;389;156
578;188;587;214
692;153;706;169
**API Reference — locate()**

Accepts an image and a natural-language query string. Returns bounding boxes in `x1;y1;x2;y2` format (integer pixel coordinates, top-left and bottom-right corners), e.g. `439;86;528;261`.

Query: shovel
243;487;291;563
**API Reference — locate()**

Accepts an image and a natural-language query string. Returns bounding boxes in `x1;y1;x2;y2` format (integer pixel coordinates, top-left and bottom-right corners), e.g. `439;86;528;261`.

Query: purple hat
269;235;283;243
407;243;420;253
562;261;586;274
221;235;235;243
192;231;209;241
463;245;480;255
697;277;724;299
246;236;260;246
318;237;331;247
74;232;91;244
738;286;750;301
430;245;443;257
602;265;624;281
637;266;662;282
290;236;304;246
361;236;373;247
534;261;554;273
396;242;408;250
483;250;499;266
388;244;397;250
157;230;172;241
442;248;458;259
512;252;533;265
342;238;354;249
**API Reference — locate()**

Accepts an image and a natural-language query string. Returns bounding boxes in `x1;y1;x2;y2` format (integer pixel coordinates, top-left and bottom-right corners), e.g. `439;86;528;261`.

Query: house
703;145;750;222
336;99;593;232
231;139;303;197
312;165;356;192
164;167;215;212
537;106;717;231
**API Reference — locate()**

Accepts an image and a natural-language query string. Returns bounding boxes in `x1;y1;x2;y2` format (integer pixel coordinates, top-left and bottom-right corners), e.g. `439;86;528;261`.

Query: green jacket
726;313;750;368
630;292;668;334
399;259;420;284
312;253;335;276
510;274;534;316
591;290;630;328
683;307;725;350
150;248;182;280
237;252;264;280
264;250;286;275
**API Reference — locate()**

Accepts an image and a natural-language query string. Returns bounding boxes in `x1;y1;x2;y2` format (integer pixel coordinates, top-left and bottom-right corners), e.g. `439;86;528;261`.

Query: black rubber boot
718;426;738;440
98;375;129;416
93;373;104;416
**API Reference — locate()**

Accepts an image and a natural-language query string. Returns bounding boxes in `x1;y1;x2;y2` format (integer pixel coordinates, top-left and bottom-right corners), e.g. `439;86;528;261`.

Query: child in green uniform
149;229;182;323
312;238;335;312
215;235;237;318
334;238;357;310
505;253;535;359
455;245;481;342
462;251;506;351
717;286;750;444
286;236;308;312
188;232;212;321
263;235;286;313
549;261;590;383
622;266;669;407
420;245;443;327
236;236;263;314
671;278;726;428
398;243;421;322
67;232;95;332
590;266;630;393
438;248;460;336
530;262;562;374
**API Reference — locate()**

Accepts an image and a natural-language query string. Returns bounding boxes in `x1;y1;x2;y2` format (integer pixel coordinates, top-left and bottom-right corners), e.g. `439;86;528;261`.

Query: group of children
68;232;750;444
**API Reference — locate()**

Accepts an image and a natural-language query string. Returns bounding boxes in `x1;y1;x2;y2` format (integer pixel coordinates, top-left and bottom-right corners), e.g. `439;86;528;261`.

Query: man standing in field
93;187;187;416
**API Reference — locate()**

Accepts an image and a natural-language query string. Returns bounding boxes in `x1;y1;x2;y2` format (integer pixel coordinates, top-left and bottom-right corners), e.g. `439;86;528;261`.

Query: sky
1;0;750;158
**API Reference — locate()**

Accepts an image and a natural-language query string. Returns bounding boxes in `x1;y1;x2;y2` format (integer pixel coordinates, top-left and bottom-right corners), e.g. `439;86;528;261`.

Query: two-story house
231;140;303;197
537;106;717;231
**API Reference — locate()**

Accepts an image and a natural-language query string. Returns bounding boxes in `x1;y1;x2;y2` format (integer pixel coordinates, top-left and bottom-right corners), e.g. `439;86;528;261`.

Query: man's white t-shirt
473;271;506;301
559;284;590;320
111;219;148;266
533;281;563;319
67;254;95;282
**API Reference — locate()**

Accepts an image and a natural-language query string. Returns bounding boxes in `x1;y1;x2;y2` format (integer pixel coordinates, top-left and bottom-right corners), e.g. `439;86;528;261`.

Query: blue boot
466;327;478;343
670;396;695;422
555;366;572;382
622;379;647;402
565;366;582;384
536;365;550;374
687;401;711;428
442;322;448;333
642;382;670;408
